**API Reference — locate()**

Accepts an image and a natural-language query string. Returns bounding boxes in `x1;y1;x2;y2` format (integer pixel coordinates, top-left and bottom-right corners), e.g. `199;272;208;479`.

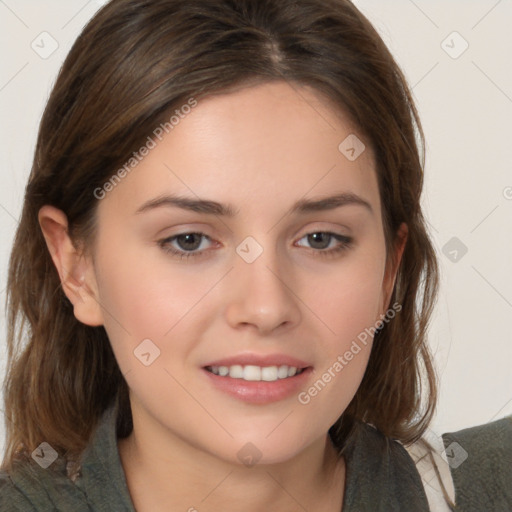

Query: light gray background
1;0;511;455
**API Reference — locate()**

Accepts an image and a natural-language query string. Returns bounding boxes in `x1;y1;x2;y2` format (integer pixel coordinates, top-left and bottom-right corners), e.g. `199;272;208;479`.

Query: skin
39;80;407;512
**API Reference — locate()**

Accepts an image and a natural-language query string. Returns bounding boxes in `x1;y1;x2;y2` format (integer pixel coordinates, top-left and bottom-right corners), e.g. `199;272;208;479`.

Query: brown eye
306;232;332;250
158;232;213;260
174;233;203;251
295;232;353;257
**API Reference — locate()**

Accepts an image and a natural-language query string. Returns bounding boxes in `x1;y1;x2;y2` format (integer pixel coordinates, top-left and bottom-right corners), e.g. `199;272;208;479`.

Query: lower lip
201;367;313;404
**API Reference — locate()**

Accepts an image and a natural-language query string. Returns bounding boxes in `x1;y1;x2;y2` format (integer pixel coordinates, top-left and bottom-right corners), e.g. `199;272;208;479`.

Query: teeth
207;364;304;382
229;365;244;378
244;365;261;381
278;366;289;379
261;366;276;381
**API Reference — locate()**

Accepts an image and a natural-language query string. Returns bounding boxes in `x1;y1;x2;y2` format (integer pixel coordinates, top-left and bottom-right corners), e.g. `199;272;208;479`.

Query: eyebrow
134;192;373;217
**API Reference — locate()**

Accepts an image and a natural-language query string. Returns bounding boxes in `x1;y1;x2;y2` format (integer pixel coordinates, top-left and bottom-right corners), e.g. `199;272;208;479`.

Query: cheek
295;345;372;439
95;227;385;359
305;249;385;341
296;282;379;433
293;249;384;423
91;234;201;368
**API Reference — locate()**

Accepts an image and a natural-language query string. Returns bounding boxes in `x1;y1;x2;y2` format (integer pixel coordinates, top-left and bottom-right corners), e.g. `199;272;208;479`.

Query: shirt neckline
76;403;430;511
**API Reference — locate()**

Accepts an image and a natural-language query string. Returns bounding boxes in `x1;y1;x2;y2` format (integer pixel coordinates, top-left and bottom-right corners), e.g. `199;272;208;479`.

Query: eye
158;231;353;261
295;232;353;258
158;232;214;260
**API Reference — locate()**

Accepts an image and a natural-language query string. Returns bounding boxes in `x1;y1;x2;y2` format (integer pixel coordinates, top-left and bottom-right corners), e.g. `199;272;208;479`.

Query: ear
38;205;104;327
379;222;408;316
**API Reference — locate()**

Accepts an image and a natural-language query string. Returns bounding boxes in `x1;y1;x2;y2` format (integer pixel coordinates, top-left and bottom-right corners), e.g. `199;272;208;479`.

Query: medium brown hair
2;0;439;471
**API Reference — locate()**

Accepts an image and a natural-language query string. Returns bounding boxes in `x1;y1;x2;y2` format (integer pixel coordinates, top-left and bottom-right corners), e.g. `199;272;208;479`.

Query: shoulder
0;470;37;511
0;404;133;511
442;415;512;510
0;457;92;512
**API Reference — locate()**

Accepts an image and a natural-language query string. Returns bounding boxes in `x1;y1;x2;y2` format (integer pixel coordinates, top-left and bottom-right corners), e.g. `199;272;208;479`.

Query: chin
226;431;313;467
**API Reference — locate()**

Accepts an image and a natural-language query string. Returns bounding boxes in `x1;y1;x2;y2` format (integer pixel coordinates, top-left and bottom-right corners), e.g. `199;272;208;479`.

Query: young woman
1;0;510;510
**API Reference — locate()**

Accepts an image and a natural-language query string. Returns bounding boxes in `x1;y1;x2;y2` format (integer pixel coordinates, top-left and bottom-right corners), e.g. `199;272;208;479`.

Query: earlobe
38;205;104;327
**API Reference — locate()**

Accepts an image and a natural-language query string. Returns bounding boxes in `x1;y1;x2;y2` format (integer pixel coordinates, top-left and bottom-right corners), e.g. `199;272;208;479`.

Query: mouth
204;364;307;382
201;358;313;404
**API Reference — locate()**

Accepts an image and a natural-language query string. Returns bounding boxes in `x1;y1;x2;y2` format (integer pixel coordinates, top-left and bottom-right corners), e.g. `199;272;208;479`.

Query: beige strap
404;437;456;511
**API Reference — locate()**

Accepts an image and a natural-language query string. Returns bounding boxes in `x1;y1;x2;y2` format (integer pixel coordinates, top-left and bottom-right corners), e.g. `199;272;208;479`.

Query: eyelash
158;231;353;261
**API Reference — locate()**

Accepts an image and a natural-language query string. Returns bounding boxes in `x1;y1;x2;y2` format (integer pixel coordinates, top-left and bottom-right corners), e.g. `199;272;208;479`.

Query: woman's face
87;80;405;464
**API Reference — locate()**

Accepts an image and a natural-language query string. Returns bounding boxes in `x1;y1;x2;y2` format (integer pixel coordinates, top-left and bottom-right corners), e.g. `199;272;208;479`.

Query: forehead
98;80;380;223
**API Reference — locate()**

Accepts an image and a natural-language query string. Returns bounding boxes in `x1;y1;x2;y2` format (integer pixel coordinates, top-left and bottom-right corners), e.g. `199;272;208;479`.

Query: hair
3;0;439;475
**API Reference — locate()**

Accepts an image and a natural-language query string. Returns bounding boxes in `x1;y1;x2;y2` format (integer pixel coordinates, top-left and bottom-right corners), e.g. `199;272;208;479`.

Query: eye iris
177;233;202;251
308;232;330;249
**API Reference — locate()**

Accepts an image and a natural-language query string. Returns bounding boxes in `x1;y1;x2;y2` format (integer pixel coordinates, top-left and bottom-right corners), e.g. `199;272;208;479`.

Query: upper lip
203;353;311;369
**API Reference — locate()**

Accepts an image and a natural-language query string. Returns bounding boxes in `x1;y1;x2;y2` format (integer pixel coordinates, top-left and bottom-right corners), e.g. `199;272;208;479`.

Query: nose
224;242;302;335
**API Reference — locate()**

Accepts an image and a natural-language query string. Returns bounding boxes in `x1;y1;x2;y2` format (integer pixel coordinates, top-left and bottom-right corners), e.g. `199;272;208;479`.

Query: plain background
0;0;511;456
